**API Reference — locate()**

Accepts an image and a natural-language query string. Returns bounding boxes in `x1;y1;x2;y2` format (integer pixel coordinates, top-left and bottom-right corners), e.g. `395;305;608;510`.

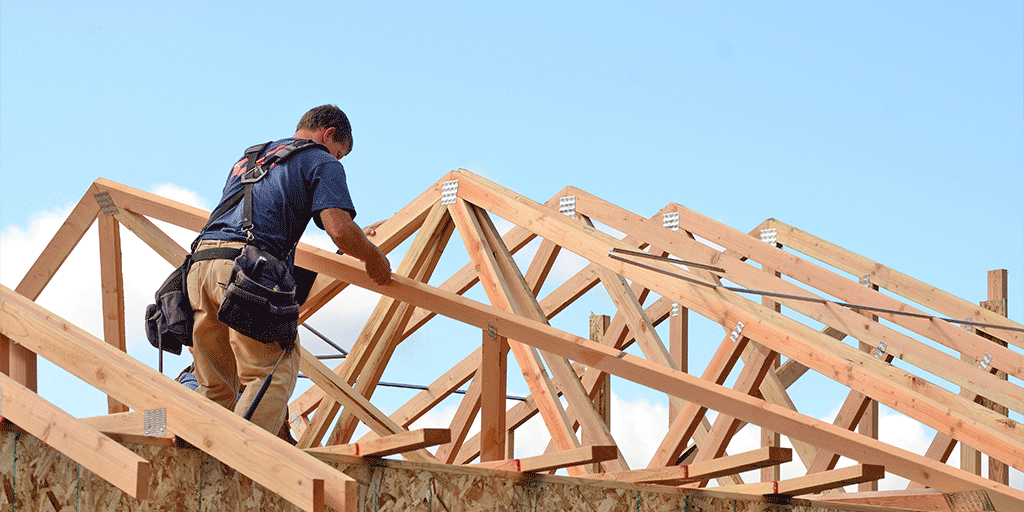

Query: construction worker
187;104;392;439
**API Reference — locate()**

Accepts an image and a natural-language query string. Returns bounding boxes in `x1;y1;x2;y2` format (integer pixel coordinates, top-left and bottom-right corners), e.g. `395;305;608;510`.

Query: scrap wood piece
590;446;791;486
1;285;352;512
305;428;450;461
714;464;885;497
296;347;439;464
0;372;151;500
471;445;618;473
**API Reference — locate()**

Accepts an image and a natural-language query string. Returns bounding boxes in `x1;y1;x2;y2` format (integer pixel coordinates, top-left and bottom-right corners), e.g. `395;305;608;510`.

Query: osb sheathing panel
0;432;899;512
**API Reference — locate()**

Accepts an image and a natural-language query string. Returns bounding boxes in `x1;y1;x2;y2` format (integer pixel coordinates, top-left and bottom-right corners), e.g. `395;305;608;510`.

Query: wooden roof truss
1;170;1021;511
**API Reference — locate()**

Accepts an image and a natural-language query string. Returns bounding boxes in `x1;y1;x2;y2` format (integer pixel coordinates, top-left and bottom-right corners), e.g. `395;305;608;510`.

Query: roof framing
1;172;1021;511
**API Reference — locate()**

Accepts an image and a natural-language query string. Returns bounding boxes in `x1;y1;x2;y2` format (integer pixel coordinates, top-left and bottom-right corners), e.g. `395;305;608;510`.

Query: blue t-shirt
199;138;357;260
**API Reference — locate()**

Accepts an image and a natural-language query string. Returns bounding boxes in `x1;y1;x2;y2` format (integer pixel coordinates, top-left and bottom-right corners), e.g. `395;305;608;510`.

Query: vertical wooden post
98;215;129;413
760;264;781;483
982;269;1009;485
480;326;508;462
668;303;688;424
587;313;611;473
857;285;880;491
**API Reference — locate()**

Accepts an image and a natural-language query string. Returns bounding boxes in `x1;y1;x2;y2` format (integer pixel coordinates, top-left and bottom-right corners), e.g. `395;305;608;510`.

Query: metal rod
609;247;726;273
301;322;348;356
294;375;528;402
609;251;1024;333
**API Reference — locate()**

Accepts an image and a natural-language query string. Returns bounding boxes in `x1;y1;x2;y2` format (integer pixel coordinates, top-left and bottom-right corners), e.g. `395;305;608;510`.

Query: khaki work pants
187;239;299;436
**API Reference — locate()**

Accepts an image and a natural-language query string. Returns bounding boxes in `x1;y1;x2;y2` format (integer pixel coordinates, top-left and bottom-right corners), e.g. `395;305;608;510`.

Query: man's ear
322;127;336;144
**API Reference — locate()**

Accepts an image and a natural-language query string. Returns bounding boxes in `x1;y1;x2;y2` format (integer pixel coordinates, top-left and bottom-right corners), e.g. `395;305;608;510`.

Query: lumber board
296;347;438;463
326;205;454;447
301;203;453;448
9;186;100;392
16;186;102;301
473;205;629;471
357;348;481;444
472;445;619;473
715;464;886;497
451;173;1023;469
456;198;630;472
305;428;451;460
98;214;129;414
78;411;145;434
446;198;583;467
650;331;750;468
669;300;688;421
0;285;353;512
691;341;778;483
0;372;151;500
593;446;791;485
434;374;483;463
114;207;188;266
596;266;674;369
480;328;509;462
806;344;889;475
76;412;180;446
765;219;1024;350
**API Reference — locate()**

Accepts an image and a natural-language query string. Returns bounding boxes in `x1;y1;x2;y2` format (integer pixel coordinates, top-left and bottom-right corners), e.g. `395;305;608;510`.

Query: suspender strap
240;142;272;238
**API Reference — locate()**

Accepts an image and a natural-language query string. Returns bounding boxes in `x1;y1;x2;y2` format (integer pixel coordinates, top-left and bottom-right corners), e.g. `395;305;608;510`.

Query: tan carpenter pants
187;239;299;436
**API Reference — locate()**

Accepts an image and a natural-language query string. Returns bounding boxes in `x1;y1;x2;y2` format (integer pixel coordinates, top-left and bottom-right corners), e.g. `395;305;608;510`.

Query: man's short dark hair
297;105;352;150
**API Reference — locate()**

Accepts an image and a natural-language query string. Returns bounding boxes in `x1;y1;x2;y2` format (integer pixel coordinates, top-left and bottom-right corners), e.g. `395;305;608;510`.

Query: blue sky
2;0;1022;488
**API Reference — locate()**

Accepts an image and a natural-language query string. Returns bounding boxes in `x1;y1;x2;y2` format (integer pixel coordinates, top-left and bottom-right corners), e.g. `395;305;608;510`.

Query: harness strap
193;138;330;252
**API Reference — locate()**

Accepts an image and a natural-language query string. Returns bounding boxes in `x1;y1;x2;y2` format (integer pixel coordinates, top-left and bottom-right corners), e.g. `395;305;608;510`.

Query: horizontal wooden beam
591;447;791;485
305;428;450;461
471;445;618;473
715;464;885;497
0;372;151;500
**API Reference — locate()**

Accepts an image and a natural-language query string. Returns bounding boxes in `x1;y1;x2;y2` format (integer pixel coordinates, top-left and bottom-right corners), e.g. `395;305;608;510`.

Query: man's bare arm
319;208;392;285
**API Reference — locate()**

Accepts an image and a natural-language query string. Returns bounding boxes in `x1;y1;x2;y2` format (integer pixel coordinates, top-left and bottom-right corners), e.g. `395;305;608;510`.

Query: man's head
295;105;353;159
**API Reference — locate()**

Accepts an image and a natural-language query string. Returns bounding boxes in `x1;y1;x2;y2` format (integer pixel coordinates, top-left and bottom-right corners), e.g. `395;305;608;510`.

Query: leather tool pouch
145;255;193;355
217;245;300;346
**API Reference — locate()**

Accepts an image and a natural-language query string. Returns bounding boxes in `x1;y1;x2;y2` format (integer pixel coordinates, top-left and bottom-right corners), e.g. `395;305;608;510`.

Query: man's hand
366;247;392;285
363;219;386;238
